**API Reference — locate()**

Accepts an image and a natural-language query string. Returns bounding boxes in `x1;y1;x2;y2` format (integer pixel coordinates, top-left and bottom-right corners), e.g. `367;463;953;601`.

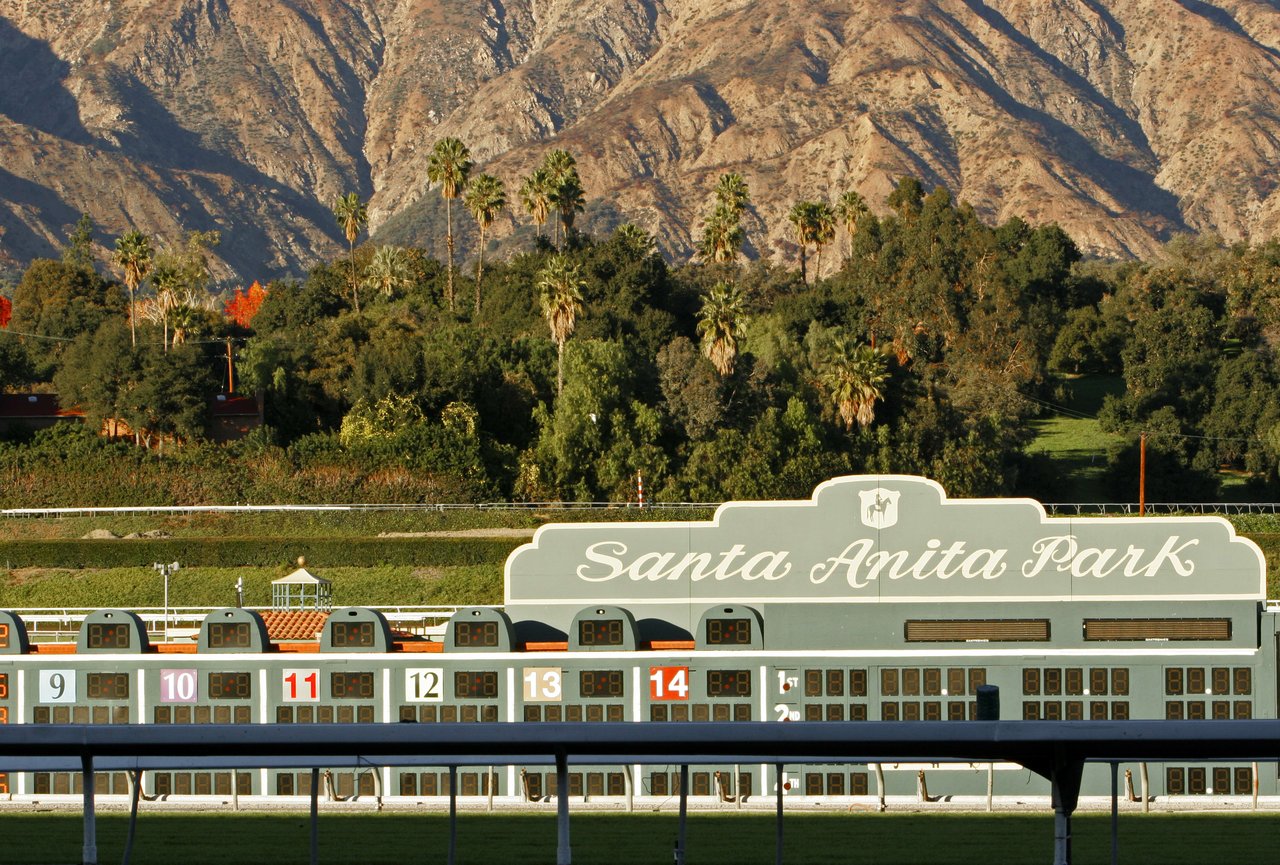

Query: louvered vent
903;620;1051;642
1083;619;1231;641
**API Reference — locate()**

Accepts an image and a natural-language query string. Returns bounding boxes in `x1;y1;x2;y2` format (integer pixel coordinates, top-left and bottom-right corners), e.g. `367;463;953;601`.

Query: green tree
696;281;747;377
713;172;750;217
550;171;585;243
699;205;744;264
62;213;97;273
537;254;585;396
52;318;141;438
811;202;836;280
463;173;507;313
427;137;474;310
787;201;825;284
112;230;153;347
362;246;413;300
332;192;369;314
9;259;125;375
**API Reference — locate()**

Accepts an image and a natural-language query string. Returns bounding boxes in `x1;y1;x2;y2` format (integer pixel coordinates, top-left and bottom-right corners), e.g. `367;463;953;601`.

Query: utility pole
154;561;180;642
225;337;235;393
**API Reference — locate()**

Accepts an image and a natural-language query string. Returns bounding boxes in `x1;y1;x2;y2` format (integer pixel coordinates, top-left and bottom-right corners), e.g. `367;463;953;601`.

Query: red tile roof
259;610;329;642
0;394;83;418
210;394;260;417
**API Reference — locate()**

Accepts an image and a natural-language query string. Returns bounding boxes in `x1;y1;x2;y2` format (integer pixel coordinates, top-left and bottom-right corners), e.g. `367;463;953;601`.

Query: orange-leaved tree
0;296;10;329
224;281;267;328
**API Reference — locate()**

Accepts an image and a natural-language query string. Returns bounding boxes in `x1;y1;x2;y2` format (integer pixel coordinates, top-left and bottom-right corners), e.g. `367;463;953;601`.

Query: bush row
0;537;525;569
0;565;504;609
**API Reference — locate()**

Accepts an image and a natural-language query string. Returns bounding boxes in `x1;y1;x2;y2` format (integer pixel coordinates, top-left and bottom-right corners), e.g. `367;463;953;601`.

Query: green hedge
0;537;524;569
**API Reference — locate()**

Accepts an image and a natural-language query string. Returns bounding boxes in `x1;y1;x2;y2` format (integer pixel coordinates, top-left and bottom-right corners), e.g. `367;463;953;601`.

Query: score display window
330;621;376;649
330;671;376;700
578;619;625;647
86;622;131;650
209;672;252;700
87;672;130;700
706;618;752;645
207;622;253;650
0;622;8;650
579;670;624;699
453;621;500;648
454;671;500;699
707;669;752;698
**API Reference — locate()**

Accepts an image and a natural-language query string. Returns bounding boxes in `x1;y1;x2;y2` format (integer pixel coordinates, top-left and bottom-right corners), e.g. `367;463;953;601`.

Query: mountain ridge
0;0;1278;284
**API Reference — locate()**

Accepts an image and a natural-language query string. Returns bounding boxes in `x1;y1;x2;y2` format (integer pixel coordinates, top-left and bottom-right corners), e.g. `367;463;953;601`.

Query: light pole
153;561;180;642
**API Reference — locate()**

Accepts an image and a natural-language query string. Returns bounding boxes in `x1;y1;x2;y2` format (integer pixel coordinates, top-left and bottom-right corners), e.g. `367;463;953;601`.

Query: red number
0;707;8;724
0;773;8;794
649;666;690;701
284;672;298;699
0;673;7;699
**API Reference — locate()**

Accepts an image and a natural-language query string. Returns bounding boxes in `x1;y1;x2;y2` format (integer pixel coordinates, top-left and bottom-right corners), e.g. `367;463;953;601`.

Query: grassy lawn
1027;375;1125;503
0;811;1275;865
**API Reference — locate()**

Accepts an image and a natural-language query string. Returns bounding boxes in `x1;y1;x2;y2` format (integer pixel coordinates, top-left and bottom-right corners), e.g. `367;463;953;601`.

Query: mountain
0;0;1278;285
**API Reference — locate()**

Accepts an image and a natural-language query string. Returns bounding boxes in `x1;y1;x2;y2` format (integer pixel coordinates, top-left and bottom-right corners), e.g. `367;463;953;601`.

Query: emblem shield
858;488;900;529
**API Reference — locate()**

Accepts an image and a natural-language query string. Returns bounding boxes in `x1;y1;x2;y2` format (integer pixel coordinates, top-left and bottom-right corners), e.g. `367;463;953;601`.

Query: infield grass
0;810;1273;865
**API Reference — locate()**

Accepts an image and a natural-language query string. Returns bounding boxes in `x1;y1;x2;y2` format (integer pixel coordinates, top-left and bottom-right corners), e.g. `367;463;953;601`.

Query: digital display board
86;672;129;700
454;670;499;699
454;621;499;648
707;669;751;697
331;621;376;649
86;622;131;650
207;622;252;649
578;619;624;647
579;670;624;698
0;623;8;650
706;618;751;645
331;671;375;699
209;672;252;700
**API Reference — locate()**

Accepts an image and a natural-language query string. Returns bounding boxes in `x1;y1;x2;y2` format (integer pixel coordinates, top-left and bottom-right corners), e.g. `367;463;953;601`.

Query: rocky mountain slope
0;0;1277;284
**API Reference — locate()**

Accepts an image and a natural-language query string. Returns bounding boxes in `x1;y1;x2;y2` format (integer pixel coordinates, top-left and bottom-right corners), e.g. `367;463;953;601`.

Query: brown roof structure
0;394;83;419
258;610;329;642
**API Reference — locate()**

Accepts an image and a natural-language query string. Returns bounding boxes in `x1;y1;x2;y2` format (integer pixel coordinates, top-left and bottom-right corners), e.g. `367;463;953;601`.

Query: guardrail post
556;750;571;865
310;767;320;865
775;762;785;865
676;764;688;865
1051;759;1084;865
449;766;458;865
81;754;97;865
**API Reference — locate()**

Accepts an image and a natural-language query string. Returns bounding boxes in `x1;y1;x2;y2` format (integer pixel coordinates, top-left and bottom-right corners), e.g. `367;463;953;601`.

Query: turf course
0;811;1273;864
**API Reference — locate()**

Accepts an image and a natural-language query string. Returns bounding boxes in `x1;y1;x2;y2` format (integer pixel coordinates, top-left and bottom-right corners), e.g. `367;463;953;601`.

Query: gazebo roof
272;568;331;586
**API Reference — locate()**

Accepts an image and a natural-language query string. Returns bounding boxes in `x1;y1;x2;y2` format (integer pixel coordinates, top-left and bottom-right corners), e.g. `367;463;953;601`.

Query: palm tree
788;201;821;284
113;230;153;347
332;192;369;313
816;336;888;429
537;253;585;396
614;223;655;258
713;172;750;217
149;261;182;352
699;204;744;264
168;288;219;346
363;245;413;300
463;173;507;313
835;190;869;261
549;171;585;244
696;281;748;377
519;168;554;240
426;137;473;310
812;201;836;280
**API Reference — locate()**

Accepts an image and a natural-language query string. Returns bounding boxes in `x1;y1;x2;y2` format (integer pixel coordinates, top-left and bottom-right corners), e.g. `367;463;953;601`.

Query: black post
976;685;1000;721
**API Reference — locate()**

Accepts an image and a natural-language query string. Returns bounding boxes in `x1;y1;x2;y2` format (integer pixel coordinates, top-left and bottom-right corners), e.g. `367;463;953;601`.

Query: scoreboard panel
0;474;1275;803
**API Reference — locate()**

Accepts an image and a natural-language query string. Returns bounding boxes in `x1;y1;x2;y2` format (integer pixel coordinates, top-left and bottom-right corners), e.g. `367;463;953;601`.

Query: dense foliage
4;179;1280;504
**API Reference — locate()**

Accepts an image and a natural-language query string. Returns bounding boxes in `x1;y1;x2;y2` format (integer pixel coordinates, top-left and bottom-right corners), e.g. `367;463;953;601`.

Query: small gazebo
271;565;332;612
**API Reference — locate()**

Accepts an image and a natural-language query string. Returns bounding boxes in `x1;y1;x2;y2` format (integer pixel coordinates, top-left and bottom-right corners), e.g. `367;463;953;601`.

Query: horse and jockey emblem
858;487;901;529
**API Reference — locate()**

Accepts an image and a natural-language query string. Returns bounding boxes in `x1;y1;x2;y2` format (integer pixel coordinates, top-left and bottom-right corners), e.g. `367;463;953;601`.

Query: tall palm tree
363;245;413;300
536;253;585;397
332;192;368;313
713;172;750;217
696;281;748;377
816;336;888;429
519;168;553;240
113;230;153;347
699;204;744;264
788;201;821;284
812;201;837;280
426;137;473;310
168;288;219;347
549;171;585;244
463;173;507;313
835;190;869;261
149;261;182;352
